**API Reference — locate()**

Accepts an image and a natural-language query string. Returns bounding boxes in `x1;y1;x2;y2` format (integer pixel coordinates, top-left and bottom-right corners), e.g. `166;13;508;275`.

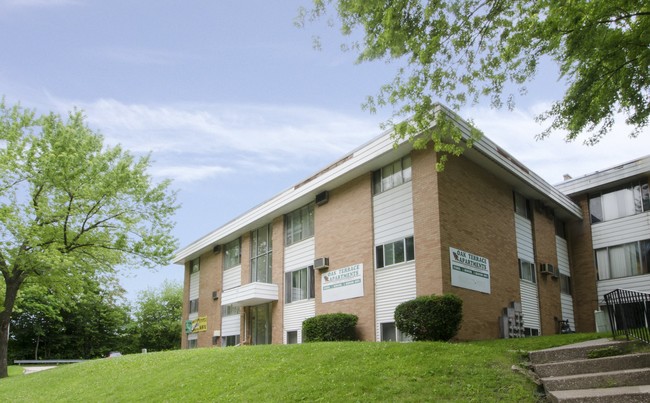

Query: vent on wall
212;291;219;300
213;245;221;254
315;191;329;206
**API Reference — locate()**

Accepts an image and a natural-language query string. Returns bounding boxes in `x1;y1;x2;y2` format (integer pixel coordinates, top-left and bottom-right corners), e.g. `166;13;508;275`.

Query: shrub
302;313;358;342
394;294;463;341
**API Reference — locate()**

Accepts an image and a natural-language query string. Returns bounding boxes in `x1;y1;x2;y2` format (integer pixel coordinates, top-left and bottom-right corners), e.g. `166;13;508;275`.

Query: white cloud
94;47;195;66
47;97;383;183
0;0;80;8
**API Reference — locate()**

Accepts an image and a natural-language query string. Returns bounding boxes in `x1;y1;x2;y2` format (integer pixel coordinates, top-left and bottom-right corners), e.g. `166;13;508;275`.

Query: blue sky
2;0;649;301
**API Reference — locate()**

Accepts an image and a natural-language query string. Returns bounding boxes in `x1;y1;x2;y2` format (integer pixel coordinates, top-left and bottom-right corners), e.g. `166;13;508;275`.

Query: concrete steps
529;339;650;402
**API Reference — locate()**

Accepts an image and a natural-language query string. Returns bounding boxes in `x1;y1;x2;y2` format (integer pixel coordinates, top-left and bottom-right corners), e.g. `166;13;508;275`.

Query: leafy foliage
0;100;178;377
133;280;182;352
302;313;358;342
394;294;463;341
300;1;650;147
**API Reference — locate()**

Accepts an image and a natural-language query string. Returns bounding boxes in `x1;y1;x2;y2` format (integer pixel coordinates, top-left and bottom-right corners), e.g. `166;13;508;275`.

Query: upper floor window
285;266;315;303
224;238;241;270
513;192;530;219
190;257;200;274
251;224;273;283
373;156;412;195
560;274;572;295
595;239;650;280
590;182;650;224
555;218;566;239
376;237;415;268
285;203;314;246
189;298;199;314
519;259;536;283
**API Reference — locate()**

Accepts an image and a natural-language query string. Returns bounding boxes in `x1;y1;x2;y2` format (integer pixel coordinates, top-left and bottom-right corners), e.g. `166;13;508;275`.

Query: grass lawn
0;333;604;402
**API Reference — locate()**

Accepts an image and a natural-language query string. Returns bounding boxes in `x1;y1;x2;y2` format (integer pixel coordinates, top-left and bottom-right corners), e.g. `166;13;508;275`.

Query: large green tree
133;280;182;352
300;1;649;152
0;101;178;377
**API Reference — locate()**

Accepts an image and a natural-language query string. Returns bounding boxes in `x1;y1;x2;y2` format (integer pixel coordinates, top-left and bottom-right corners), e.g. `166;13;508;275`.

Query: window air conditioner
540;263;554;275
314;257;329;271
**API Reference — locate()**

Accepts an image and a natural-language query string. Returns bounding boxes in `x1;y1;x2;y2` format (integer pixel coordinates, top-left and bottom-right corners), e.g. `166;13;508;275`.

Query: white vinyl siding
373;181;416;341
223;265;241;290
591;212;650;249
596;274;650;305
374;263;416;341
283;237;315;342
515;213;540;332
283;300;315;344
373;182;414;245
556;236;575;324
221;315;240;337
189;270;200;320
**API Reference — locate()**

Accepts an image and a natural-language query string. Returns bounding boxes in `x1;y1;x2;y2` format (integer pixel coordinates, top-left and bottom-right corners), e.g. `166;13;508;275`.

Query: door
250;303;272;345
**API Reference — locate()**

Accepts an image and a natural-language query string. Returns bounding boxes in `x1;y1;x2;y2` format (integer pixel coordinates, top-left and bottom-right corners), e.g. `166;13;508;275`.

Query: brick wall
181;261;190;349
434;152;521;340
197;250;222;346
271;216;285;344
314;174;375;341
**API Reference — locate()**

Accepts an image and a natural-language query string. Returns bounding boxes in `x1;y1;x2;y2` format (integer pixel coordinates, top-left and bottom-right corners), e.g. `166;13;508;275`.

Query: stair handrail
603;288;650;344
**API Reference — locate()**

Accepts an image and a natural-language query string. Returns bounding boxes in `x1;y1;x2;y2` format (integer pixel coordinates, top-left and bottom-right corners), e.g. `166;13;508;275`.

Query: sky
1;1;649;301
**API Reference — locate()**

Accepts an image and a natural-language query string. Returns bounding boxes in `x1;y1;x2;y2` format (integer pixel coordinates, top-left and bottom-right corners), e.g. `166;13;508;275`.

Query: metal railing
603;289;650;344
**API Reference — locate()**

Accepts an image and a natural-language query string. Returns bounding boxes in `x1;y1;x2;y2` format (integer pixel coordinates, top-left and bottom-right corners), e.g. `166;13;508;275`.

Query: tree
0;101;178;377
133;280;182;352
300;1;650;154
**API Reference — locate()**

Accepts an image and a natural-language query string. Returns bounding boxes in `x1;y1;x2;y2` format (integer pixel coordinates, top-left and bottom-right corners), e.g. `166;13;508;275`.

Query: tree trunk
0;275;24;378
34;334;40;360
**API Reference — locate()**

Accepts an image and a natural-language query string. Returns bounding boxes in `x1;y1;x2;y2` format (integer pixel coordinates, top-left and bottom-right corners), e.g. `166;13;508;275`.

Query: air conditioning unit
213;245;221;254
315;190;329;206
540;263;554;275
212;291;219;300
314;257;329;271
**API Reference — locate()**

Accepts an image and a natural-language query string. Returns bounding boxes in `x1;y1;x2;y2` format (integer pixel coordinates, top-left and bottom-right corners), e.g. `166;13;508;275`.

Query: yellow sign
185;317;208;333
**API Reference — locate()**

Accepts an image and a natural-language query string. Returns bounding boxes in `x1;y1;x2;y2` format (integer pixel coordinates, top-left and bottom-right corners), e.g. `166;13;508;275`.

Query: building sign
185;316;208;334
450;247;490;294
321;263;364;303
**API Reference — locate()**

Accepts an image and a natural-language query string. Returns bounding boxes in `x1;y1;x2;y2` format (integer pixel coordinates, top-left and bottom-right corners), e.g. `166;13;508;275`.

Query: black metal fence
603;289;650;344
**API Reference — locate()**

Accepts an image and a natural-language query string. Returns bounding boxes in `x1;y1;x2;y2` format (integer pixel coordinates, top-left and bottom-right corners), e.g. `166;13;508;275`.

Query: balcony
221;282;279;307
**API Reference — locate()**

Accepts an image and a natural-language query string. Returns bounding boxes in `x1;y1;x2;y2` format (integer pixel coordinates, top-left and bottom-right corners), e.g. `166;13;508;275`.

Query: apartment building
174;105;649;347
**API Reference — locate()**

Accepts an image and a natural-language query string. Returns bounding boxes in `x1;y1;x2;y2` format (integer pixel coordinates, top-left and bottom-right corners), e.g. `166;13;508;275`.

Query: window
190;257;200;274
560;274;572;295
251;224;273;283
524;327;539;337
373;156;412;194
376;237;415;268
286;331;298;344
221;304;240;317
285;204;314;246
285;266;315;303
189;299;199;314
595;239;650;280
555;218;566;239
188;337;198;349
513;192;530;219
222;335;240;347
380;322;412;342
224;238;241;270
519;259;536;283
590;182;650;224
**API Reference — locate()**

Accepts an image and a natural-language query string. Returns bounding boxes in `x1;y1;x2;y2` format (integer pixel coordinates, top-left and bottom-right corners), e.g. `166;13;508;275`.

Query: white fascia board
173;127;411;264
437;105;583;219
555;155;650;196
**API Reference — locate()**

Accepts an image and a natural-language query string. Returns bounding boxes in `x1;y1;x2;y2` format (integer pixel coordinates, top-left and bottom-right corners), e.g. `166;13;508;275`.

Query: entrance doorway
250;303;272;345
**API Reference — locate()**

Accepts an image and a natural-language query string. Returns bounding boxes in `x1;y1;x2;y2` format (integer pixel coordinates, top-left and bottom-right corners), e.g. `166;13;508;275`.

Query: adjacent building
174;105;650;347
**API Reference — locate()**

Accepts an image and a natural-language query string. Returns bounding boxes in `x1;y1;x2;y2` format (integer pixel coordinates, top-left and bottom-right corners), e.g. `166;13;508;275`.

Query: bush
302;313;358;342
394;294;463;341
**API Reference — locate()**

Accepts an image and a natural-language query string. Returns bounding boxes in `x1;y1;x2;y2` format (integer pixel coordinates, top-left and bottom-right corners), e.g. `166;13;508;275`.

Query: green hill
1;333;602;402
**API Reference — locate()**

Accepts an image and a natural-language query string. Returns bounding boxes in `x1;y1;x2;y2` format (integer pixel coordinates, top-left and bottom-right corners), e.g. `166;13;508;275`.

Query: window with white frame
251;224;273;283
221;304;240;317
190;257;200;274
560;274;572;295
285;204;314;246
595;239;650;280
222;335;240;347
285;266;315;303
376;237;415;268
286;331;298;344
189;299;199;314
513;192;530;219
373;155;412;194
223;238;241;270
188;337;198;349
519;259;536;283
589;182;650;224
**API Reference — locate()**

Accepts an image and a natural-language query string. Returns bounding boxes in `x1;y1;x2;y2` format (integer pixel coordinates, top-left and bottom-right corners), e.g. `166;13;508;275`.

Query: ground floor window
285;266;315;303
222;335;240;347
595;239;650;280
560;274;572;295
188;335;198;349
286;330;298;344
380;322;412;342
376;237;415;268
523;327;539;337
